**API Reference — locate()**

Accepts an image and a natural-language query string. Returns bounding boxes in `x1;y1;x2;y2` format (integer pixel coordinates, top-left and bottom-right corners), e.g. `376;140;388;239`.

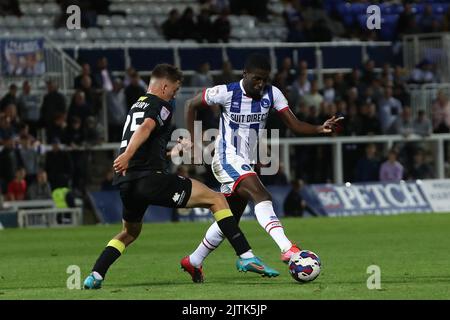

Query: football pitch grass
1;213;449;300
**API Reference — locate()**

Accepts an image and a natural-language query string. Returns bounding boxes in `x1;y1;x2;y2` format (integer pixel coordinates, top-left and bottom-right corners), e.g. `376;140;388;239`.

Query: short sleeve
272;86;290;112
145;103;171;129
202;85;228;106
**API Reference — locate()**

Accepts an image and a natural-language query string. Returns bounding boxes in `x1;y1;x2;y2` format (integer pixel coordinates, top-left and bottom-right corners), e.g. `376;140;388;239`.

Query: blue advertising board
301;181;432;217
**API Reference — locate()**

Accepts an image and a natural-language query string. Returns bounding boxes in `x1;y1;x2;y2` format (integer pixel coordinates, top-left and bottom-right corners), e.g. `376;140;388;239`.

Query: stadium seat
111;15;127;27
433;3;450;14
5;15;20;27
97;15;112;27
411;4;425;14
239;15;256;28
351;3;368;15
87;28;104;41
102;27;120;40
43;3;61;15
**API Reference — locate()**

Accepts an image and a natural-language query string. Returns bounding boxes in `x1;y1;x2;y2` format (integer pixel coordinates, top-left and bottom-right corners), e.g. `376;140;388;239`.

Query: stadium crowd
1;0;449;205
2;52;446;201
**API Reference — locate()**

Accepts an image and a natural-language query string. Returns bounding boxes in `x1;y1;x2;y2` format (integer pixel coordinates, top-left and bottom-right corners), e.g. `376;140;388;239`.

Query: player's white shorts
211;153;257;195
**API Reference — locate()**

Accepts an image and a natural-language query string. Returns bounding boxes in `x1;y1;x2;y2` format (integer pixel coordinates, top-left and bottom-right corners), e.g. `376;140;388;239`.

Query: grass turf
0;213;449;300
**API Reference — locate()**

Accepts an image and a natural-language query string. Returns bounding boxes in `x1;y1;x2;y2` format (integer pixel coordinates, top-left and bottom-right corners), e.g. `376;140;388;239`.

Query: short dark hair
244;53;271;72
151;64;183;83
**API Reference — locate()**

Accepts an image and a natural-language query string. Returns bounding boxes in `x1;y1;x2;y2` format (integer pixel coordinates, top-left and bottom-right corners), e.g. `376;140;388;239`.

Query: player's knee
210;191;227;208
253;189;272;203
123;225;142;240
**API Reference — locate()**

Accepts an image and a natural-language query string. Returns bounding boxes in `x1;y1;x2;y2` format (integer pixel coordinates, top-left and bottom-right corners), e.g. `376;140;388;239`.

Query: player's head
149;64;183;101
243;53;271;99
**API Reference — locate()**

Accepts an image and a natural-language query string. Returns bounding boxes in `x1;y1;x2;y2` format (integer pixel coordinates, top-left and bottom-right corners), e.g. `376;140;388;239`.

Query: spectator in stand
64;116;85;147
17;134;39;184
289;72;311;109
360;102;381;135
16;81;40;136
343;104;363;136
68;90;92;125
40;80;67;129
406;150;434;180
389;106;414;136
45;142;73;189
214;60;238;85
190;62;214;88
124;71;146;110
345;86;359;112
378;85;402;133
123;67;147;91
197;9;214;42
301;80;323;113
46;113;67;145
2;103;21;134
26;169;52;200
321;77;335;103
84;116;104;146
0;84;18;111
361;60;376;86
333;73;348;101
93;57;113;92
106;78;127;142
414;110;432;137
431;90;450;133
74;63;96;90
443;7;450;32
283;179;317;217
101;168;117;191
396;3;415;37
0;112;18;144
212;8;231;43
355;143;380;182
379;149;404;182
0;137;18;192
419;4;436;33
79;74;101;115
6;167;27;201
409;59;437;84
162;9;181;40
179;7;198;41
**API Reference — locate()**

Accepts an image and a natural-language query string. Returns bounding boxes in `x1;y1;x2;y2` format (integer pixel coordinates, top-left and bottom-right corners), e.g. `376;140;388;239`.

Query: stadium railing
4;133;445;185
59;40;393;88
17;207;83;228
407;83;450;118
403;32;450;82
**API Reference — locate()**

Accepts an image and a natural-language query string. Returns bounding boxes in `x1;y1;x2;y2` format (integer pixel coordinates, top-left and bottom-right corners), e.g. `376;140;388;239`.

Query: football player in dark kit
84;64;279;289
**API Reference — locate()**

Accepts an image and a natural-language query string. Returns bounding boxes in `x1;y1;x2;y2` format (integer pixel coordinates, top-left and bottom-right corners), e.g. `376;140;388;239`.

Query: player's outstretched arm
114;118;156;175
278;108;343;135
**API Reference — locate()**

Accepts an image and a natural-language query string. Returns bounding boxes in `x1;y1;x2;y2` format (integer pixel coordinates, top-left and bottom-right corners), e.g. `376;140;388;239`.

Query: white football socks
189;222;223;267
254;200;292;252
189;200;292;267
189;221;255;267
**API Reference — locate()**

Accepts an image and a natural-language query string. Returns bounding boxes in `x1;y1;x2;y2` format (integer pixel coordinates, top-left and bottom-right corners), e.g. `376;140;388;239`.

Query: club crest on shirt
260;98;271;108
160;106;170;121
208;87;219;97
241;164;252;171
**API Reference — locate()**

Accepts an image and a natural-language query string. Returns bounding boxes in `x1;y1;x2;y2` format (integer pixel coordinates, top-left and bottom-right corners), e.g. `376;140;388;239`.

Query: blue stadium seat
433;3;450;14
351;3;368;15
411;4;425;14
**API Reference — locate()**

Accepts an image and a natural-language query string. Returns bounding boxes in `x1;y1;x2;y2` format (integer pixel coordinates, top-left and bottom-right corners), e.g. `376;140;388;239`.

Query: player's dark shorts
118;172;192;223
